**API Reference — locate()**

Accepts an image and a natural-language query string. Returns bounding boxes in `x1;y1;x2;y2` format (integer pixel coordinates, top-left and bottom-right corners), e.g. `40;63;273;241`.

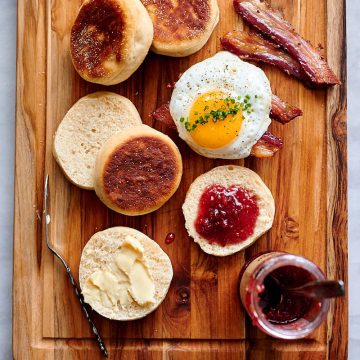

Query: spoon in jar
283;280;345;300
269;276;345;301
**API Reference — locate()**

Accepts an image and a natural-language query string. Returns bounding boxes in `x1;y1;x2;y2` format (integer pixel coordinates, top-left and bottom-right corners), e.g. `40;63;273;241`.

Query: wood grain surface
13;0;347;359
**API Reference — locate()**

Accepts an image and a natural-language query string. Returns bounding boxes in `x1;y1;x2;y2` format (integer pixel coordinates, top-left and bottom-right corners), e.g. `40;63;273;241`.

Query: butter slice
128;260;155;305
113;238;143;275
82;235;155;311
83;271;120;308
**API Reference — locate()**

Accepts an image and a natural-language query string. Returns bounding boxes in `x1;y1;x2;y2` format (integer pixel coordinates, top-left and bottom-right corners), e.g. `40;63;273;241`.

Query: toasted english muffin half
53;92;142;189
79;226;173;320
141;0;219;57
183;165;275;256
70;0;153;85
94;125;183;215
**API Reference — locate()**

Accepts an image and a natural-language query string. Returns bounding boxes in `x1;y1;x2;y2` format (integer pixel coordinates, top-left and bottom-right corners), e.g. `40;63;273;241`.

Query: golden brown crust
70;0;153;85
103;137;179;212
95;125;183;215
141;0;219;57
142;0;210;42
71;0;126;79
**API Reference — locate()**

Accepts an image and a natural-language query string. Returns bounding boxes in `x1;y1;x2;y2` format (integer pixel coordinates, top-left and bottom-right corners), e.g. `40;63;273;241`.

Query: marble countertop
0;1;358;358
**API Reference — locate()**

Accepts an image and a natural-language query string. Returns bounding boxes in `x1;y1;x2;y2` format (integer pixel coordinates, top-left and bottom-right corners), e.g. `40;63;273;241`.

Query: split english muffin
141;0;219;57
70;0;153;85
79;226;173;320
183;165;275;256
53;92;142;189
94;125;183;216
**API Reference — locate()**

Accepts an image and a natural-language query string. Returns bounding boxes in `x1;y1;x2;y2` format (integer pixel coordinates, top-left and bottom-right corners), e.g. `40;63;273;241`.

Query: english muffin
94;125;183;215
53;92;142;189
79;226;173;320
183;165;275;256
141;0;219;57
70;0;153;85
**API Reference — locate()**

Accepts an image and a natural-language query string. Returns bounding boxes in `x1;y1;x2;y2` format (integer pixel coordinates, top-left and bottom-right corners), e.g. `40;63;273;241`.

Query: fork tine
44;175;49;220
44;174;49;197
44;175;52;248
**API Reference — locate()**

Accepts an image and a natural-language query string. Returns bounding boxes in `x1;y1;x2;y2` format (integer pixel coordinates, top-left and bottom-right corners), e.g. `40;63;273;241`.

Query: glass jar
239;252;330;339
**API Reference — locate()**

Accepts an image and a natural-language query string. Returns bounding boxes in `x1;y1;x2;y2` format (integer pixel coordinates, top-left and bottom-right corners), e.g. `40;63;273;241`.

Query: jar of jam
239;252;330;339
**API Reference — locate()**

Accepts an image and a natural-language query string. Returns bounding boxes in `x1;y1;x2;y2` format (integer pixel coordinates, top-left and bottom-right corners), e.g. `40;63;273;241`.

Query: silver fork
44;175;108;357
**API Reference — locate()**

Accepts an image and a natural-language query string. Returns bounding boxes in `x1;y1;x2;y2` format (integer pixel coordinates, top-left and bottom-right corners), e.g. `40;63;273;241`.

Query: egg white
169;51;272;159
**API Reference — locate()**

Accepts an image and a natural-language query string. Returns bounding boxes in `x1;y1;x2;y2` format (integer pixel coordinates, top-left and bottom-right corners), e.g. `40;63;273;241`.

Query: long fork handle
63;262;108;357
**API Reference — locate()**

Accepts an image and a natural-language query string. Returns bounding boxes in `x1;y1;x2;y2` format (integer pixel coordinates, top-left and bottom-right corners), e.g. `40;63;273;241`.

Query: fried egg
169;51;272;159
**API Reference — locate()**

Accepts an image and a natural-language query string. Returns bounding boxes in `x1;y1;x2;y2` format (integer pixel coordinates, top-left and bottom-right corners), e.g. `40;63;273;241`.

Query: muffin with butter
79;226;173;320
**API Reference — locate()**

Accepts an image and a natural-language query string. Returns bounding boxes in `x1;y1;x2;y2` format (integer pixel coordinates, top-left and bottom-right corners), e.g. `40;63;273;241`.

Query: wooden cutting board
13;0;347;358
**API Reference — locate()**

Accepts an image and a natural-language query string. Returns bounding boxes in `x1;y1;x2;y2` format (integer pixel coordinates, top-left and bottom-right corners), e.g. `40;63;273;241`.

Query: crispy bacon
233;0;340;87
221;31;305;81
250;131;283;158
271;94;302;124
150;103;177;130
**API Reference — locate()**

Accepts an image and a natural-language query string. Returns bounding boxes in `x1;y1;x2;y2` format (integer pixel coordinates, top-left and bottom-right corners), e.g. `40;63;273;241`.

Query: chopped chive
183;96;252;131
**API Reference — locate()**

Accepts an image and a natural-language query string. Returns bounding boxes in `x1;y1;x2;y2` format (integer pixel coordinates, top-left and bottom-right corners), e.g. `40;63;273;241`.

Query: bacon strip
221;31;305;82
151;105;283;159
271;95;302;124
250;131;283;158
233;0;340;87
151;103;177;130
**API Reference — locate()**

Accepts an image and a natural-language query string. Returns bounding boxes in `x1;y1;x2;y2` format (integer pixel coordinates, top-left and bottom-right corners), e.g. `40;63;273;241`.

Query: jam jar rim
247;253;331;340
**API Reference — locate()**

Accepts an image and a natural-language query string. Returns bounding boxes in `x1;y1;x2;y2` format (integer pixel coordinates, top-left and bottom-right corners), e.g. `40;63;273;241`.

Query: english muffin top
141;0;219;57
71;0;126;79
94;125;183;215
102;135;180;212
70;0;153;85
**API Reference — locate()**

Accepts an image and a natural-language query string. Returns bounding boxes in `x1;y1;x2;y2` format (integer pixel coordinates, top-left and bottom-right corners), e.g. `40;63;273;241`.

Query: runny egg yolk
189;91;243;149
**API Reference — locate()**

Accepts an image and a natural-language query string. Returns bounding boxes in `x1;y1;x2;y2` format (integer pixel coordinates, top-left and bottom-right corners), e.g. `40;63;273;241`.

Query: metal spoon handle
288;280;345;300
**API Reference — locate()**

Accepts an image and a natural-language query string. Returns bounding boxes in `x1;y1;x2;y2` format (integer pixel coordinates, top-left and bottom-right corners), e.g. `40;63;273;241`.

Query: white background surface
0;1;358;358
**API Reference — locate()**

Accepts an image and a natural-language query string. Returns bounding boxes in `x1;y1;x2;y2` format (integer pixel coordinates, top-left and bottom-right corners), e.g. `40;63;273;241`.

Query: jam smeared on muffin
195;184;259;246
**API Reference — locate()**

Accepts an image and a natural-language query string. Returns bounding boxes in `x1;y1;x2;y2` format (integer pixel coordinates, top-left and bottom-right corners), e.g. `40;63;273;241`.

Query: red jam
165;232;175;244
259;266;314;324
194;184;259;246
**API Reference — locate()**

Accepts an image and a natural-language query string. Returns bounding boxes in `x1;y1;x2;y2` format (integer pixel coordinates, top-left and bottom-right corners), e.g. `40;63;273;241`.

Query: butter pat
113;236;143;275
83;270;120;308
128;260;156;305
82;235;155;310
